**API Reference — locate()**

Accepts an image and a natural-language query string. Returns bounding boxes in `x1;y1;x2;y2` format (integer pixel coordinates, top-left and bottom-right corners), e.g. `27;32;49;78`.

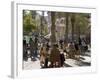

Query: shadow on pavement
64;63;72;67
77;60;91;66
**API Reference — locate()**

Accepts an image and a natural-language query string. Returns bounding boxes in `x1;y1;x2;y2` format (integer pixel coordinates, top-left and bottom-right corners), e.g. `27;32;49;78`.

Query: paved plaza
23;51;91;70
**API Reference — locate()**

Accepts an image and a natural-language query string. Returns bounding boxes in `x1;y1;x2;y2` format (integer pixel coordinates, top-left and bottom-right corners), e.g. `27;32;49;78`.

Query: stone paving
23;51;91;69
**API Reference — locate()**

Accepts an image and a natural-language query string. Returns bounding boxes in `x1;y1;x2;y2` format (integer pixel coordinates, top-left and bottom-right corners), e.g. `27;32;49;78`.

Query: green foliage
75;13;90;34
23;10;36;34
43;25;48;36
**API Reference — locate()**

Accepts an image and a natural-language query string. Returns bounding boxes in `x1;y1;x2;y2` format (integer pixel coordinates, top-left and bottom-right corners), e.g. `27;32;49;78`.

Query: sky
36;11;48;16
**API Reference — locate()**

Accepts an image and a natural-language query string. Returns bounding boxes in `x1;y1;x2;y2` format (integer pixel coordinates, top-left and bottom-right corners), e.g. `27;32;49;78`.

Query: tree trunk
51;12;56;45
78;25;80;40
64;13;69;44
40;11;44;36
71;14;75;42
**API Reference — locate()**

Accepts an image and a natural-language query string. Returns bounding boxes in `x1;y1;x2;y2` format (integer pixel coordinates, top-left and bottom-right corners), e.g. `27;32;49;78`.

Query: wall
0;0;100;80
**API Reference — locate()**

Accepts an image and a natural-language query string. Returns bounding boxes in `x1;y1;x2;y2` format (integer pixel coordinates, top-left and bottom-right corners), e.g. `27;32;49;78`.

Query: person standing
74;41;80;60
40;47;46;68
59;40;63;49
81;38;87;55
60;50;65;67
29;38;35;61
34;37;38;58
44;47;49;68
23;39;28;61
68;42;75;59
78;37;83;54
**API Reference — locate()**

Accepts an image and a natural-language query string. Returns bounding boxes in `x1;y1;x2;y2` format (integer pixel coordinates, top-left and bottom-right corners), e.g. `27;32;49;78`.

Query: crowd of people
23;36;90;68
